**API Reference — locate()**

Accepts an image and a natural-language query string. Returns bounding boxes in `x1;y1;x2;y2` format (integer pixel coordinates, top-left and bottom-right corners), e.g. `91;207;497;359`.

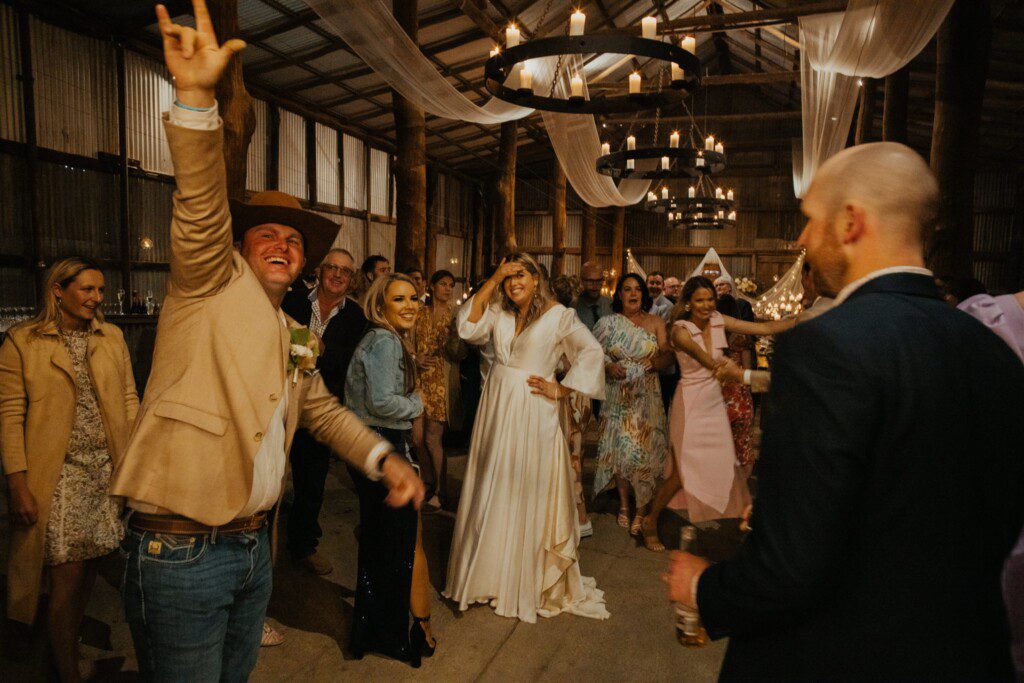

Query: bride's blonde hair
496;252;554;332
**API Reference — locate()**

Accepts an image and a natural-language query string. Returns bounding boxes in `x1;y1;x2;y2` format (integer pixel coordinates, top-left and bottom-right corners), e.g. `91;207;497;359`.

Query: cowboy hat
229;191;338;275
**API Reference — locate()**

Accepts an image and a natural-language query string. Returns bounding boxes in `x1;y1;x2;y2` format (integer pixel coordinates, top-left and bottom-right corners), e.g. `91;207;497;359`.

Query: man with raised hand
110;3;423;678
667;142;1024;680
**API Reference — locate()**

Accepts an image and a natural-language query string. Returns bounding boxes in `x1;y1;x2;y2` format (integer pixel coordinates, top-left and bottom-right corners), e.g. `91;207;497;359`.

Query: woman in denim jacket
344;273;434;667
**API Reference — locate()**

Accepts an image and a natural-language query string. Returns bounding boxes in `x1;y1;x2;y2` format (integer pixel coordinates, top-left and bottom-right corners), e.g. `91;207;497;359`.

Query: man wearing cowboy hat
109;2;423;678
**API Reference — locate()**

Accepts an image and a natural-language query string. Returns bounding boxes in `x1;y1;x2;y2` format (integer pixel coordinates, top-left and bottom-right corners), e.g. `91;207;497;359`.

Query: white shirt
832;266;933;307
130;103;388;519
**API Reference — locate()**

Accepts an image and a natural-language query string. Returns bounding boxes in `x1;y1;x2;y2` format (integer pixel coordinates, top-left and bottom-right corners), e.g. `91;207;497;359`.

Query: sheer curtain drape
304;0;651;207
793;0;954;197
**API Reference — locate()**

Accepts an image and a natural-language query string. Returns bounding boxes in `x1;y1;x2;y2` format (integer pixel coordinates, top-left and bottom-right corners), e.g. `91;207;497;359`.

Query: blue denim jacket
344;327;423;430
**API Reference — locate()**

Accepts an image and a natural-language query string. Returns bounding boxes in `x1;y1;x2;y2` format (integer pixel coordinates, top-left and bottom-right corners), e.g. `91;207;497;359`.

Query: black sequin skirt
346;426;418;663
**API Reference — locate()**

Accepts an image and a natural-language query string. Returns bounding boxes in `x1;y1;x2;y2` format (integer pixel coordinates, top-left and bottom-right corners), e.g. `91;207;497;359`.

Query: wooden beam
392;0;427;273
604;110;800;125
212;0;255;200
883;66;910;144
496;121;518;257
611;206;625;278
652;1;847;33
703;70;799;86
928;0;992;278
854;78;877;145
581;204;597;264
551;158;566;277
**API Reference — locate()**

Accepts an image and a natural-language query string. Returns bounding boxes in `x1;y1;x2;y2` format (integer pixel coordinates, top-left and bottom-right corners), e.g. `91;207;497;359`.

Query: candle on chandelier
718;210;725;219
489;46;500;58
601;142;611;156
728;210;737;221
629;72;641;95
669;130;680;148
696;153;705;168
671;61;684;82
506;24;520;47
716;187;724;199
626;159;635;170
641;16;657;39
570;74;584;97
570;9;586;36
520;63;533;91
688;186;696;198
705;134;715;150
626;135;636;151
661;156;670;170
681;35;696;54
661;186;669;200
726;189;734;201
715;141;724;154
647;191;656;202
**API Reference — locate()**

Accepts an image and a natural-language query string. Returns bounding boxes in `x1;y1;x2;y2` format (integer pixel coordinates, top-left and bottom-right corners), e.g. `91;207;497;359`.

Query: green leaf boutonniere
288;327;320;385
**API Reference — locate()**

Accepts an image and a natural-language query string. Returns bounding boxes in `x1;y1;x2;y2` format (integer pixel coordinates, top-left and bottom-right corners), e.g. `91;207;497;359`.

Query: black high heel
410;615;436;658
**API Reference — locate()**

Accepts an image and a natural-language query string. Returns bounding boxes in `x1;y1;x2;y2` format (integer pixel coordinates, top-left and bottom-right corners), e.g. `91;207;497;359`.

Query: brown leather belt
128;512;268;536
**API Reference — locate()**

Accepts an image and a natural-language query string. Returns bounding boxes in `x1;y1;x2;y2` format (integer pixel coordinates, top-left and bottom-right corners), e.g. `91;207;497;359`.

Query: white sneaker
579;520;594;538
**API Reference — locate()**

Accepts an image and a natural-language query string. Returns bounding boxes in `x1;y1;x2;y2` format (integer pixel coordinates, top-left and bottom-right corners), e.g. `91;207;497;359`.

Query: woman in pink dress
640;277;750;551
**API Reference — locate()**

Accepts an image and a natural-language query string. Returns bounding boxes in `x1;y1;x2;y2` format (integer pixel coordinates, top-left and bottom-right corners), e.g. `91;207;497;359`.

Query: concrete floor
1;440;739;682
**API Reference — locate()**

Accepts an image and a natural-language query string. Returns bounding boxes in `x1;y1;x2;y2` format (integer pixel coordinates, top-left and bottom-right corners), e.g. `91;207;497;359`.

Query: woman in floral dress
592;274;671;545
717;294;756;469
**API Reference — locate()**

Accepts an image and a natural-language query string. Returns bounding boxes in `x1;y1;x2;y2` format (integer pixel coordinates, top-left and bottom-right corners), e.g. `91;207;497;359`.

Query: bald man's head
798;143;938;297
580;261;604;299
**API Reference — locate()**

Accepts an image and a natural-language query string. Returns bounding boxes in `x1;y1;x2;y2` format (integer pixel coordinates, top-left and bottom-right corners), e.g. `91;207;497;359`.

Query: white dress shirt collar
832;266;933;307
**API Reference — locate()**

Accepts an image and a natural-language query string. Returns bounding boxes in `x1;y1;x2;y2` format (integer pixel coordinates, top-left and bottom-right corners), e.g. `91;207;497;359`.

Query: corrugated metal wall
315;122;339;206
368;221;395;263
333;214;366;266
36;162;120;260
277;108;306;199
343;134;365;210
0;5;24;143
369;147;389;216
31;17;118;157
246;98;268;193
125;52;174;175
130;177;173;263
0;153;29;257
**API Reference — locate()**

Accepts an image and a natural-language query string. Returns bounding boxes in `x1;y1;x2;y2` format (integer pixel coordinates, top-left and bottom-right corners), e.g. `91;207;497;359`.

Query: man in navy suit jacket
667;143;1024;680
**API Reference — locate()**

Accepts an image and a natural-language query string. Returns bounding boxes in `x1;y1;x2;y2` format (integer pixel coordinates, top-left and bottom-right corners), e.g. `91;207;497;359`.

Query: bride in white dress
443;253;609;623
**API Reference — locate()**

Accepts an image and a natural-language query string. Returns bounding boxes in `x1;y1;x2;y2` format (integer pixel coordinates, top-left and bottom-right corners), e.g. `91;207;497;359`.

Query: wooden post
425;167;438;274
471;184;484;282
550;159;567;277
211;0;255;200
611;206;625;278
496;121;518;256
882;66;909;143
854;78;876;145
116;45;132;296
392;0;427;273
928;0;991;278
581;204;597;265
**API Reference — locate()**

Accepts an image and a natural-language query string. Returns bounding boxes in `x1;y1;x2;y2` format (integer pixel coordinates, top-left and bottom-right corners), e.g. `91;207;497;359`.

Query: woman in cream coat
0;257;138;681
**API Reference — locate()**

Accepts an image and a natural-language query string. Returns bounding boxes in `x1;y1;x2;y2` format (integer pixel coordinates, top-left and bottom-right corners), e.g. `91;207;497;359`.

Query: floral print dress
44;330;123;566
722;332;756;467
592;314;668;508
415;306;454;423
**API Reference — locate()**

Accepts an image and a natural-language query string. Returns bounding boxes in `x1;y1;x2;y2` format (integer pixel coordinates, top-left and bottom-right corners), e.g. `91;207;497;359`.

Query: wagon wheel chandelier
596;127;726;179
483;10;700;114
645;175;738;230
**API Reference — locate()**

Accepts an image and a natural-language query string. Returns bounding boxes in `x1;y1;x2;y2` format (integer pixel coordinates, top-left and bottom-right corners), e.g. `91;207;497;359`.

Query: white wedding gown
443;301;609;623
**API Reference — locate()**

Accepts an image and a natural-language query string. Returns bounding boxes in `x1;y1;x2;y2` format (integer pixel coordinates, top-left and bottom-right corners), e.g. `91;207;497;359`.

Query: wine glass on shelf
116;289;125;315
145;290;155;315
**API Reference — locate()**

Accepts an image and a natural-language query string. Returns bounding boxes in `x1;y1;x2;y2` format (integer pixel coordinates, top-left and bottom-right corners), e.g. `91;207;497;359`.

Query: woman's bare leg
48;559;96;682
409;515;435;648
424;419;446;507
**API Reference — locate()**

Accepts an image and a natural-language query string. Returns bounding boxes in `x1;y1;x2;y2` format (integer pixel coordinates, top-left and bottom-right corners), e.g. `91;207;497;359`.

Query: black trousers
286;428;331;559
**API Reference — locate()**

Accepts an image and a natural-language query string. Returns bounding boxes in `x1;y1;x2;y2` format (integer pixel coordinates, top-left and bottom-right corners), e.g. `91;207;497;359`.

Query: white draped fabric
304;0;650;207
793;0;954;197
752;251;806;319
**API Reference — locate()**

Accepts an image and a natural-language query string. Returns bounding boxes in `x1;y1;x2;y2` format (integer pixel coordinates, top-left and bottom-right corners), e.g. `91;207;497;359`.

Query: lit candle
705;134;715;150
506;24;520;48
570;74;583;97
661;186;669;200
696;154;705;168
489;46;500;57
626;135;636;151
661;156;670;170
728;210;737;220
688;186;696;198
520;63;533;91
718;210;725;219
570;9;585;36
626;159;635;170
601;142;611;156
671;62;684;82
716;187;724;198
629;71;641;94
641;16;657;39
647;191;656;202
681;35;696;54
726;189;734;201
715;141;724;154
669;130;679;148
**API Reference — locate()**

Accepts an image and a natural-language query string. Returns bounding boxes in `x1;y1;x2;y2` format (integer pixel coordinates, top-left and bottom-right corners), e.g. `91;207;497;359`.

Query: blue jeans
121;525;272;682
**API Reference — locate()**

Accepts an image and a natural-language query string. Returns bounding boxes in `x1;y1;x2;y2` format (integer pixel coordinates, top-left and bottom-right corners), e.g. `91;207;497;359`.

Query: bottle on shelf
674;526;709;647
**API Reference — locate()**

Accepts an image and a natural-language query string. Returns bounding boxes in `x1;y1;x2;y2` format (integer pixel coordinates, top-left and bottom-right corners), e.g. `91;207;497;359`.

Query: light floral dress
44;330;123;566
592;314;668;508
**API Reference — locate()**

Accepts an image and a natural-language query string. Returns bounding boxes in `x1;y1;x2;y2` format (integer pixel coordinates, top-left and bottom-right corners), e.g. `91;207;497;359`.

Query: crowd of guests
2;5;1023;680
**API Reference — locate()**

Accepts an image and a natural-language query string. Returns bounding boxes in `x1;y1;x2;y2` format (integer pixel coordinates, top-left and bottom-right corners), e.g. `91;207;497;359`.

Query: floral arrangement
735;276;758;296
288;327;320;384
